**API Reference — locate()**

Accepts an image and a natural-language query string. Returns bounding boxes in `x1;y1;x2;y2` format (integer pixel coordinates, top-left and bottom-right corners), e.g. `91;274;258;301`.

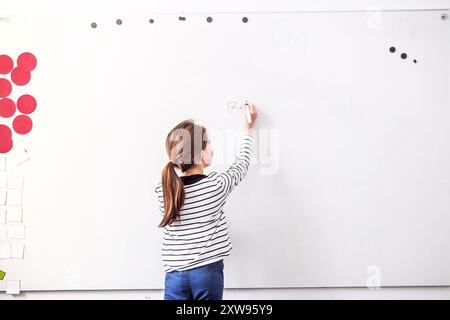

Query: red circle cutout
0;124;12;138
0;55;14;75
11;67;31;86
13;115;33;134
0;98;16;118
17;52;37;72
0;135;13;153
17;94;36;114
0;78;12;97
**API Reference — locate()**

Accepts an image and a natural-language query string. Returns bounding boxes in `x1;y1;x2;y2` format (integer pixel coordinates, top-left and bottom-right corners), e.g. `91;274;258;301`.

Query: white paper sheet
7;207;23;223
8;224;25;239
11;243;25;259
0;174;7;189
6;190;22;206
0;225;7;241
0;243;11;259
6;280;20;295
0;207;6;224
0;190;6;205
7;175;25;190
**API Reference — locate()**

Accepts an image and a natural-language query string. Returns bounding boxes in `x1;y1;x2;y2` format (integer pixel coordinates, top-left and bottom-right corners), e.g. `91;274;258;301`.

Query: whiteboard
0;10;449;290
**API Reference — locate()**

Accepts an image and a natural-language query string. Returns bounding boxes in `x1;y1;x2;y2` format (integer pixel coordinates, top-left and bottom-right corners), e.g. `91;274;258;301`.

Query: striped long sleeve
210;134;253;196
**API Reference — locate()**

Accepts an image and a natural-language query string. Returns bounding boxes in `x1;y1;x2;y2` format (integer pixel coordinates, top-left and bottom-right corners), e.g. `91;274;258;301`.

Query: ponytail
158;161;185;227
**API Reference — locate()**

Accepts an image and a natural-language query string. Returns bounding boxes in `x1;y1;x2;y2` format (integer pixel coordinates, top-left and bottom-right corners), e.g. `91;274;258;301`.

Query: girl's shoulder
205;171;225;185
205;172;227;190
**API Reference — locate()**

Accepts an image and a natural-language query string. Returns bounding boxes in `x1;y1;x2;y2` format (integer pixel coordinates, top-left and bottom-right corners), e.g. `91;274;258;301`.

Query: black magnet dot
91;22;97;28
207;17;213;23
242;17;248;23
116;19;122;25
401;53;407;59
179;16;186;21
389;46;396;53
413;59;417;63
149;19;154;24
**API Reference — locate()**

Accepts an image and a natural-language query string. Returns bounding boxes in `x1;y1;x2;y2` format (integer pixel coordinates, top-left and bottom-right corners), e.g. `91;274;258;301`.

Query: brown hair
158;119;209;227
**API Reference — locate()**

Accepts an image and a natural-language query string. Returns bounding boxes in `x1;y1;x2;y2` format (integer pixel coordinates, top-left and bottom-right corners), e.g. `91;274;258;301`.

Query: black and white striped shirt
155;134;253;272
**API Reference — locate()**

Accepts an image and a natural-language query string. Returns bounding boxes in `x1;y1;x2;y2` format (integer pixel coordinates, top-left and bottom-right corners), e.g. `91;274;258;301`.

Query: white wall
1;0;449;299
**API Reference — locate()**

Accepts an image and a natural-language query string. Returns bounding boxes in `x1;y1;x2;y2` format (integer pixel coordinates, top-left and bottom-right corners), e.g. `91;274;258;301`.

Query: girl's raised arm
213;103;257;195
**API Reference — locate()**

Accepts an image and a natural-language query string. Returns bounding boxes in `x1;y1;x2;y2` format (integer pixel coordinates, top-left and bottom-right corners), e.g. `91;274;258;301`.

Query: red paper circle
13;114;33;134
0;98;16;118
0;136;13;153
11;67;31;86
0;78;12;97
17;94;36;114
17;52;37;72
0;55;14;75
0;124;12;138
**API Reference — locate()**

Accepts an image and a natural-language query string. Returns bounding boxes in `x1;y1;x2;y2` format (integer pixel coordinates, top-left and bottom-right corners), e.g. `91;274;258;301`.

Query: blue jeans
164;259;224;300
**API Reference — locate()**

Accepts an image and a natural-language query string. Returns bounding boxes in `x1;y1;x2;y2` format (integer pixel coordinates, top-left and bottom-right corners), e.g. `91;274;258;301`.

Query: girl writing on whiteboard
155;103;257;300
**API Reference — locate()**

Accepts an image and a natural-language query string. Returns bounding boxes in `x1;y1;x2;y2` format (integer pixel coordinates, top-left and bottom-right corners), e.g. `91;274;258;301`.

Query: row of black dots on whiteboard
91;16;249;28
91;12;447;28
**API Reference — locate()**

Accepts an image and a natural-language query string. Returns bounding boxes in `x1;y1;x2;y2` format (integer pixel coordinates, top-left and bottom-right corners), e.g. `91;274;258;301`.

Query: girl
155;103;257;300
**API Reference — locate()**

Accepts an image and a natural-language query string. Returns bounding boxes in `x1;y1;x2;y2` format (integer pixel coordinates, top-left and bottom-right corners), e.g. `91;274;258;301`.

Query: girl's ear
200;149;206;164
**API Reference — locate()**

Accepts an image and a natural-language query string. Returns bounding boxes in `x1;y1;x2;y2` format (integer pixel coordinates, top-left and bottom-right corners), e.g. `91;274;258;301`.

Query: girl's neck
181;165;204;177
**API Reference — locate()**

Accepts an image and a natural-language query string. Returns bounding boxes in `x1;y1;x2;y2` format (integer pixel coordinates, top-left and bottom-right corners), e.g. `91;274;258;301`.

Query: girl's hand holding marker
244;101;258;133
